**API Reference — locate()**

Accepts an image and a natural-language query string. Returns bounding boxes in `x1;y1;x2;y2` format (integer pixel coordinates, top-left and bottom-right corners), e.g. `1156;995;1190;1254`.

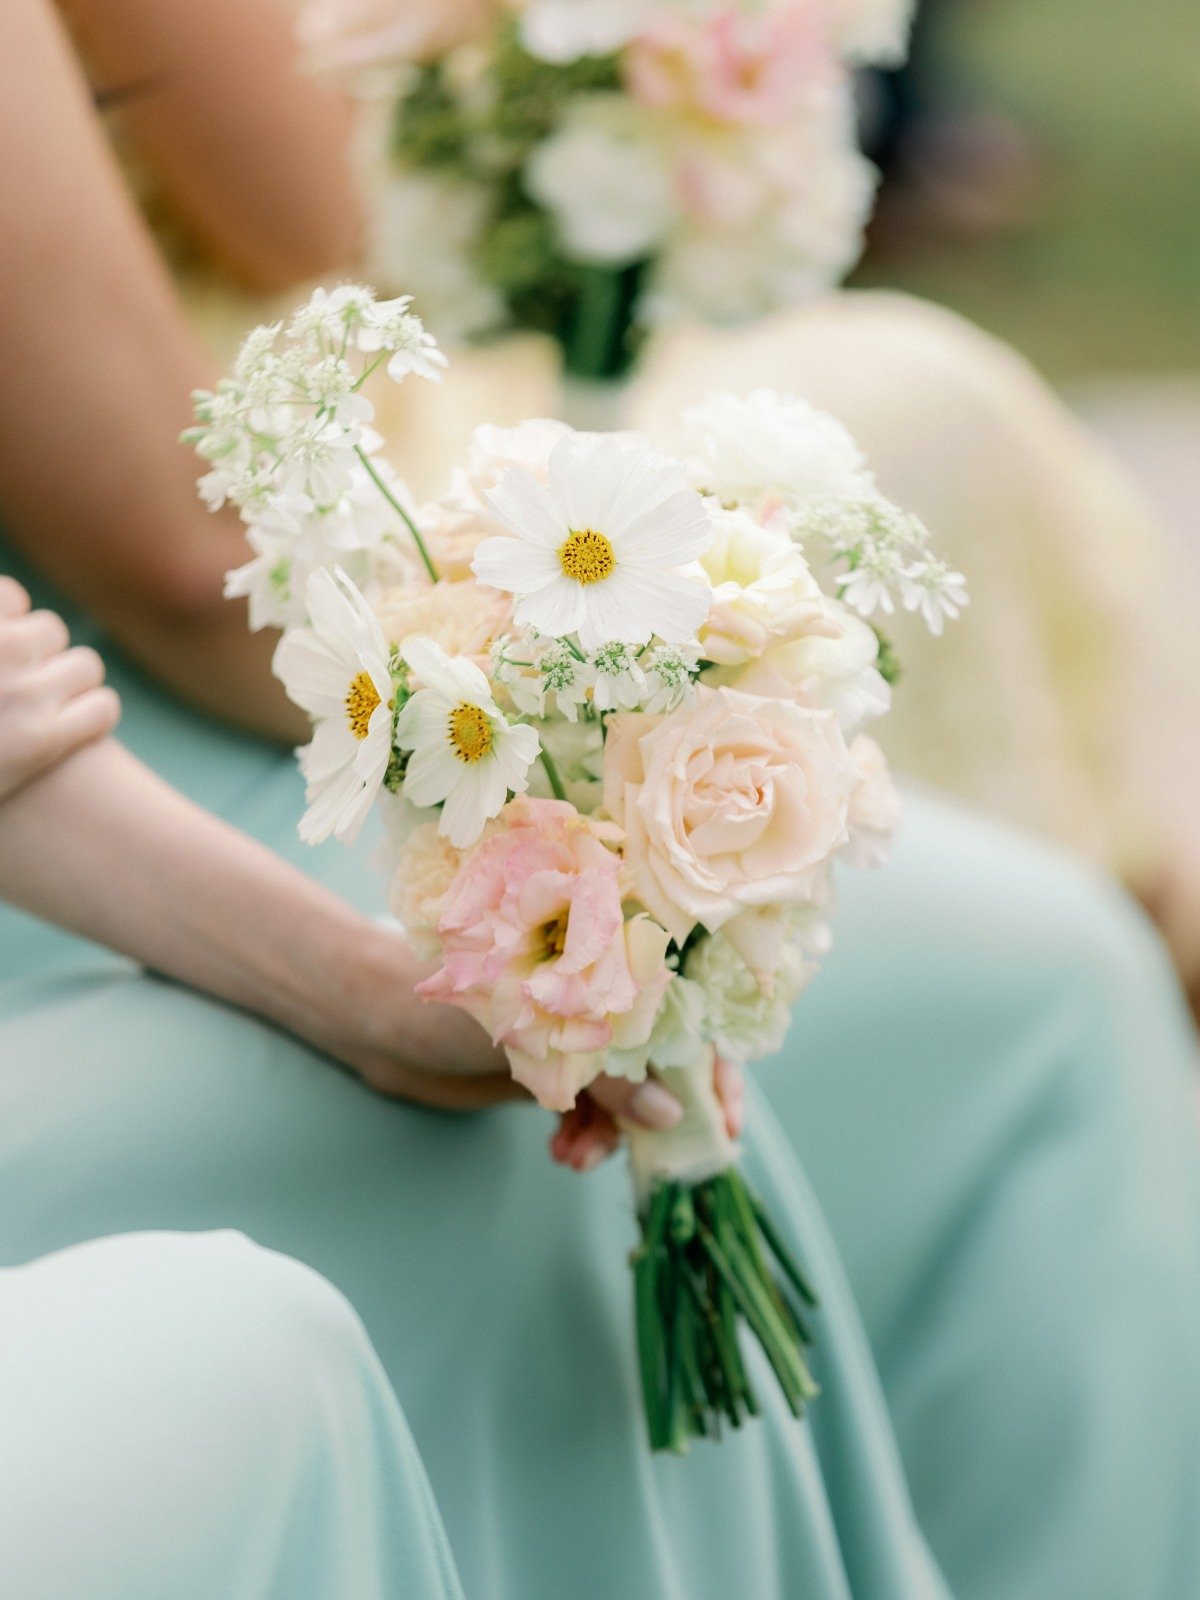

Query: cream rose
723;604;889;733
697;505;836;666
603;686;859;943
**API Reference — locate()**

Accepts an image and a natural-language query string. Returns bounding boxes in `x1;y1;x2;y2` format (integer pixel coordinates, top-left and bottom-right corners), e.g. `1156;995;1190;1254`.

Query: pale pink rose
603;687;858;943
375;577;512;665
626;6;828;128
844;734;901;868
298;0;499;72
417;797;671;1110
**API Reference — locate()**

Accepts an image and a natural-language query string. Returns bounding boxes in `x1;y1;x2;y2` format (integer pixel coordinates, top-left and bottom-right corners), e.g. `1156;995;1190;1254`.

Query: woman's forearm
0;737;383;1049
60;0;363;289
0;1;308;741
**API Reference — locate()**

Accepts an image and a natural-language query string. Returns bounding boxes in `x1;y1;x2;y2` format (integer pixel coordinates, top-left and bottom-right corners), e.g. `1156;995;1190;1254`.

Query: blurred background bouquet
299;0;914;375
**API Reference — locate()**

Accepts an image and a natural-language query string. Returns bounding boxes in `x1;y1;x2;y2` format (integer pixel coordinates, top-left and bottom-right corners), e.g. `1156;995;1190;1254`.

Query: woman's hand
0;578;119;801
550;1054;744;1173
332;919;689;1131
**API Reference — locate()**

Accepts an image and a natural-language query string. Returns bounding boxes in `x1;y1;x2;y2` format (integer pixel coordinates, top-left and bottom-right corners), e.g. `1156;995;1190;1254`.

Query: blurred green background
854;0;1200;381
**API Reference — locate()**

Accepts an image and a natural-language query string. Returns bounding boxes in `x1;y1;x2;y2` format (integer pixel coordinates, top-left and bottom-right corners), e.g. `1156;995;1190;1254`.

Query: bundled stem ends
632;1167;819;1454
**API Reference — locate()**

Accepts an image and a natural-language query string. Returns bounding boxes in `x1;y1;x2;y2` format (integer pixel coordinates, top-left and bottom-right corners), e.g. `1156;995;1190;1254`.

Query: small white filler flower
273;568;395;845
471;432;713;651
396;636;541;847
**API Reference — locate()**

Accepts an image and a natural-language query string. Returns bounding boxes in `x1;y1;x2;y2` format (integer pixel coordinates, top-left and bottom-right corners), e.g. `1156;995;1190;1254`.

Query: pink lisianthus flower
417;798;672;1111
626;5;828;128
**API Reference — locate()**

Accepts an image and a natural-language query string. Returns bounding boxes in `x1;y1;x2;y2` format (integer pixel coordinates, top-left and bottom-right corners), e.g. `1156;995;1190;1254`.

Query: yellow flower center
345;671;382;741
447;702;493;763
558;527;616;585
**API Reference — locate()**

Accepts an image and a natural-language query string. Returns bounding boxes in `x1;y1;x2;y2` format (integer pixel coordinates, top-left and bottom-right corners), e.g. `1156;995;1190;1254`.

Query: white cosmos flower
395;636;541;848
471;432;713;651
273;568;395;845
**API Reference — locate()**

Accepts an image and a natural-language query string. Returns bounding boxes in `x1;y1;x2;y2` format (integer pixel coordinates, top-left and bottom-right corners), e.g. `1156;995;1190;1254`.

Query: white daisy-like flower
273;568;395;845
471;432;713;652
395;636;541;848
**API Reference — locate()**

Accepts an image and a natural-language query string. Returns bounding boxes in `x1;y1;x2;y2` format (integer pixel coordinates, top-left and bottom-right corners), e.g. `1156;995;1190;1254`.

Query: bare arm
0;572;686;1126
0;730;527;1107
60;0;363;289
0;0;348;742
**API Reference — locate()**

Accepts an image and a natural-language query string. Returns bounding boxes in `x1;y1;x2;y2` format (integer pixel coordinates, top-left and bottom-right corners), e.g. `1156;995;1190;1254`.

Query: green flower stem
355;445;440;583
538;746;567;801
630;1168;819;1453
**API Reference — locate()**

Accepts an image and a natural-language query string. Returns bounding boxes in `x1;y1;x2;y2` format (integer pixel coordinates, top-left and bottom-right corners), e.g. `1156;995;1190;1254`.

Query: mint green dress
0;559;947;1598
0;1231;466;1600
2;558;1199;1598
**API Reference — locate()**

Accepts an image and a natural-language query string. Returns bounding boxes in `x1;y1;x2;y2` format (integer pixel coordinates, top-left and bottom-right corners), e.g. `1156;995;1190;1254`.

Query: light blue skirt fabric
0;1230;465;1600
2;564;1199;1598
0;577;948;1598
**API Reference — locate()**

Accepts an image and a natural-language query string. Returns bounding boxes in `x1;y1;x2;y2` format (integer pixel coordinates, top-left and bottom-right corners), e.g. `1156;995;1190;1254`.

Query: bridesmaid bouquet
188;285;964;1451
298;0;914;374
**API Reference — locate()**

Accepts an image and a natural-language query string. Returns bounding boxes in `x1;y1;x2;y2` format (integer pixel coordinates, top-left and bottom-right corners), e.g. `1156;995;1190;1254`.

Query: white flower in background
395;636;541;846
830;0;916;65
526;96;676;266
642;642;701;713
844;734;901;868
684;930;814;1063
643;84;875;324
368;174;503;342
472;431;713;651
681;389;874;513
697;504;832;665
590;642;647;711
519;0;663;63
273;568;395;844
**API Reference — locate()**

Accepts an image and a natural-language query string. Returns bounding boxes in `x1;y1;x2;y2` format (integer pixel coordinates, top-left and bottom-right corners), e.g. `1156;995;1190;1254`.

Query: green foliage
390;22;641;369
392;65;469;171
487;18;621;156
872;626;903;686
